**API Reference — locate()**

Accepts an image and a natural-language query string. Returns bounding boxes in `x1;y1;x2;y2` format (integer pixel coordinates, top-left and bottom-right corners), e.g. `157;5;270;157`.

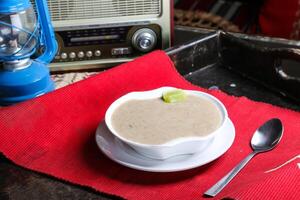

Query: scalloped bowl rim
105;86;228;148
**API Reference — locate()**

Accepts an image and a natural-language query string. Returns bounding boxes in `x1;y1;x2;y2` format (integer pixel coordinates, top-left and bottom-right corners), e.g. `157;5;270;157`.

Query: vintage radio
31;0;173;71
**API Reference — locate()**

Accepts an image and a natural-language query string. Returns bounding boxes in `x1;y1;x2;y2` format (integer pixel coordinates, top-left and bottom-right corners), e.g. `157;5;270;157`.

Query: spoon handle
204;151;257;197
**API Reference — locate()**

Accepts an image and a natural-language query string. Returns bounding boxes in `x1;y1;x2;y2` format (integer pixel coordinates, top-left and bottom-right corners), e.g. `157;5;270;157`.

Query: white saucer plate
95;118;235;172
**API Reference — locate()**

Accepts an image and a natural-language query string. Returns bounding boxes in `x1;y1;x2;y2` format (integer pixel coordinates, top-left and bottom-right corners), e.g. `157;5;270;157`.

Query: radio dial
86;51;93;58
95;50;101;57
78;51;84;58
69;52;76;59
132;28;157;52
61;53;67;59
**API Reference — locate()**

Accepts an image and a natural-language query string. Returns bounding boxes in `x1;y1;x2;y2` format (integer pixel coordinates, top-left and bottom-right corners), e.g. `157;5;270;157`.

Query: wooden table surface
1;27;299;200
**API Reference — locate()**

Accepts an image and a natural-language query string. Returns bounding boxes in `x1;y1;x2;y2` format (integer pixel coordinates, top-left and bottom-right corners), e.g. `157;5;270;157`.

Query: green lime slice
162;89;186;103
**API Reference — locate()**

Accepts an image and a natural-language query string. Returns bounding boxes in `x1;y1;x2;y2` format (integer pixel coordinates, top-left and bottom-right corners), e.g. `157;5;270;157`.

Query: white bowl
105;87;228;160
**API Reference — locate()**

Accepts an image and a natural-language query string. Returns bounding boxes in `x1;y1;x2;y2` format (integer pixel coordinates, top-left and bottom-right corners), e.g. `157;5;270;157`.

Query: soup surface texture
111;95;223;145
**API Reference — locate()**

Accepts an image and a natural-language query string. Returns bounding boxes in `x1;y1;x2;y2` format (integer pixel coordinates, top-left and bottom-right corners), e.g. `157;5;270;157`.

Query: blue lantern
0;0;57;105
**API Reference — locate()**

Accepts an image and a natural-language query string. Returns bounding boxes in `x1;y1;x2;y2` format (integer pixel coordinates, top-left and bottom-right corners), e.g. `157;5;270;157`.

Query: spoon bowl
204;118;283;197
251;118;283;152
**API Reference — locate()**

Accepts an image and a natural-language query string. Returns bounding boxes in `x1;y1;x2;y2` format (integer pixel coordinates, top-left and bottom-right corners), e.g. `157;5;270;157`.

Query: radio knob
94;50;101;57
61;53;68;59
132;28;157;52
86;51;93;58
69;52;76;59
78;51;84;58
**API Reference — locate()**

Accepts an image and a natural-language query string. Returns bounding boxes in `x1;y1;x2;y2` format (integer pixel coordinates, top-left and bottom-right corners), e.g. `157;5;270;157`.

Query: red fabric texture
259;0;298;38
0;51;299;200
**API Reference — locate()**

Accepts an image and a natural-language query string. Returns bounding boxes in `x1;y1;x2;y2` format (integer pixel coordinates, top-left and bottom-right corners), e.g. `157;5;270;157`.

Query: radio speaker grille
32;0;161;22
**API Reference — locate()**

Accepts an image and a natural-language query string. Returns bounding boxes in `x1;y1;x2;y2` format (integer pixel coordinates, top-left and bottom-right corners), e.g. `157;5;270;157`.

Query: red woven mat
0;51;299;200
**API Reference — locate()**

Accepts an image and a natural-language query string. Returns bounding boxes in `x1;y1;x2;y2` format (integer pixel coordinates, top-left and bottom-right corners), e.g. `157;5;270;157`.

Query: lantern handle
34;0;57;64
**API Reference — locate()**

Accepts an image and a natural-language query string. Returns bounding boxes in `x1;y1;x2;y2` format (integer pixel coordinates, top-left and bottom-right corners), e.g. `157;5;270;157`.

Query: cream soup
111;95;223;145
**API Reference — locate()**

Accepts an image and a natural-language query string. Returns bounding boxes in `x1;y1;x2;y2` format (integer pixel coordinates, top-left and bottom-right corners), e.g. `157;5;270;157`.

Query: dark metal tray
168;27;300;110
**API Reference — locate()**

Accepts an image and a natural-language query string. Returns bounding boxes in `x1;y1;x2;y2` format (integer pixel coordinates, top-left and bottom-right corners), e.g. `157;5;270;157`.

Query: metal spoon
204;118;283;197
